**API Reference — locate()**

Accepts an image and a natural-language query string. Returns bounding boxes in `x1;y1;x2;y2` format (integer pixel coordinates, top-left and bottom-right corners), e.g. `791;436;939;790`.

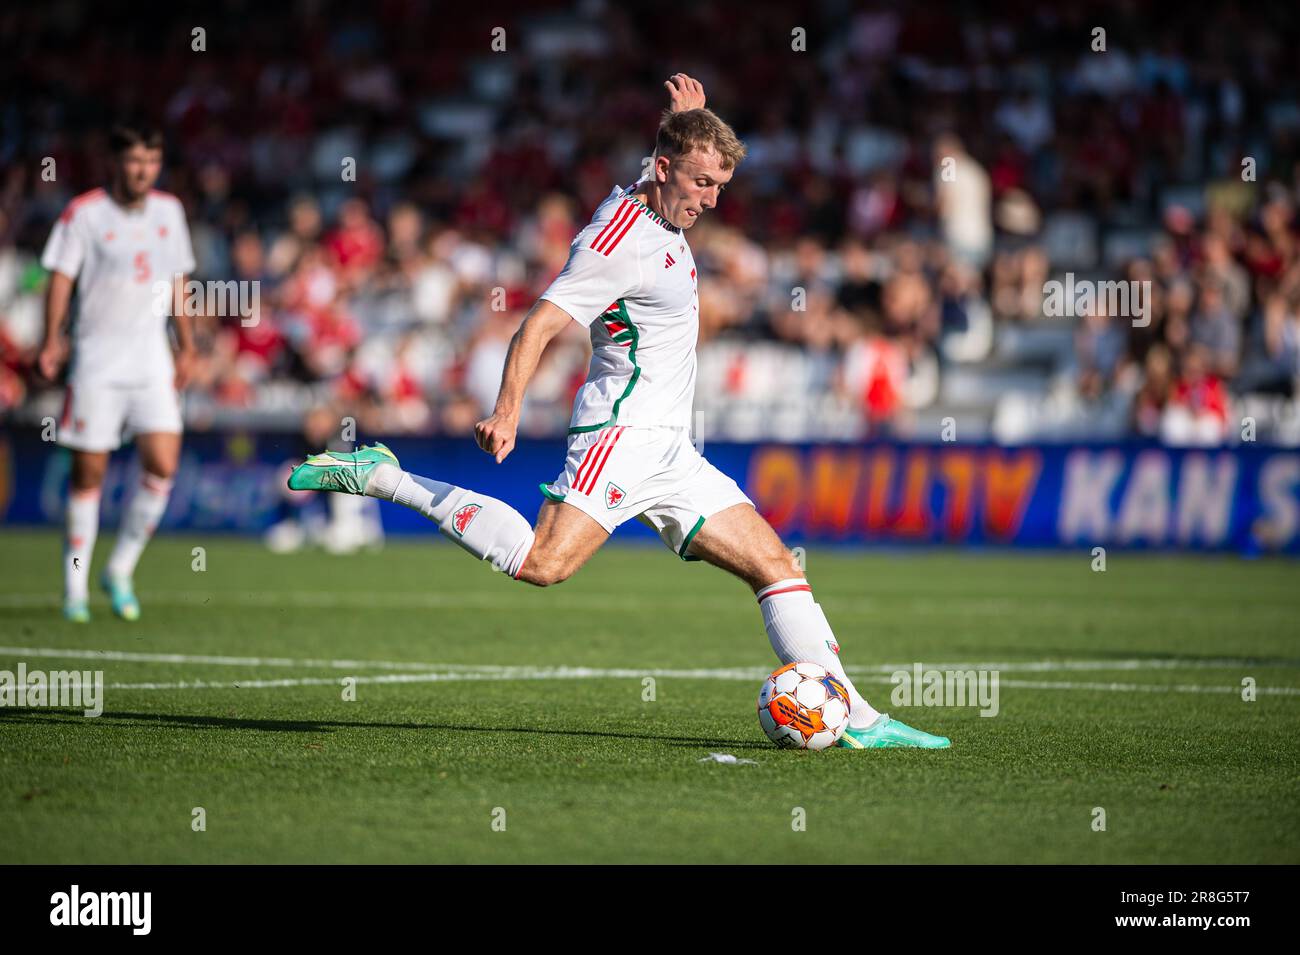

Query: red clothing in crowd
1169;373;1227;423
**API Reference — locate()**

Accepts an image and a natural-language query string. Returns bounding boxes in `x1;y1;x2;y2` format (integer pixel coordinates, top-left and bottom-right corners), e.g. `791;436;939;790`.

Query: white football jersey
540;184;699;433
41;188;196;386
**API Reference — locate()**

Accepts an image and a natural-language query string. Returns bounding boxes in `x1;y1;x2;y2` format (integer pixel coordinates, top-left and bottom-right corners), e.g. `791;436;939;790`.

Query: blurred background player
288;75;949;749
37;124;197;621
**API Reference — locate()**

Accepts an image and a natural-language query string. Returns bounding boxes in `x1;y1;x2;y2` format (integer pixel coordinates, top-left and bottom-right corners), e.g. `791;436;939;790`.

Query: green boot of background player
100;571;140;621
63;599;91;623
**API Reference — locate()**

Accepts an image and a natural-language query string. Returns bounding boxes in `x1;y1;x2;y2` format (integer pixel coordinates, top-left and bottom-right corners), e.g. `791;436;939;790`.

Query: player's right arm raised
475;299;574;463
664;73;705;112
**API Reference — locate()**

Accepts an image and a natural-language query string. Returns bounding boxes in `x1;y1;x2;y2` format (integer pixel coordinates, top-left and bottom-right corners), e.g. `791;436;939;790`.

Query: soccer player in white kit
290;76;948;748
38;125;197;623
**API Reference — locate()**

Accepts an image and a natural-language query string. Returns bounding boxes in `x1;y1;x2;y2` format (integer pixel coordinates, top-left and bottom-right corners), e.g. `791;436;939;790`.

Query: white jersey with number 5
41;188;196;387
540;183;699;435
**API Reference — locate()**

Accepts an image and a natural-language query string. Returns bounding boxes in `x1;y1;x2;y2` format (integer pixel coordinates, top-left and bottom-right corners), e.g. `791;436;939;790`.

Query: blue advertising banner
1;428;1297;554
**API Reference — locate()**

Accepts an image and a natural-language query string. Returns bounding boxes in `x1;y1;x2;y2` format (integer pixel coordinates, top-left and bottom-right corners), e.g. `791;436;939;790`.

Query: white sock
107;473;173;580
65;488;101;602
757;577;882;729
367;463;535;578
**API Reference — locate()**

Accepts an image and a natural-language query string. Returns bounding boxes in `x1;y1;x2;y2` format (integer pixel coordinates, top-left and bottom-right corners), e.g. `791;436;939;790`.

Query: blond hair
656;108;747;170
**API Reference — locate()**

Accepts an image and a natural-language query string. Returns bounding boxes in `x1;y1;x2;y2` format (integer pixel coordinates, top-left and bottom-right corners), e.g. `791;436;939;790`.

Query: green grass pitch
1;528;1297;863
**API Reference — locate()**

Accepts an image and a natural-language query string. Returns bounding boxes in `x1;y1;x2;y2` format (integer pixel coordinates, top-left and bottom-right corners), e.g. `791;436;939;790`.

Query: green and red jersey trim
569;299;641;435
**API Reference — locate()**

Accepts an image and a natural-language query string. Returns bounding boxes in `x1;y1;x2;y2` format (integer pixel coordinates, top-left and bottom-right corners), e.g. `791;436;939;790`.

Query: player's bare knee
525;566;572;588
70;458;107;491
516;547;576;588
766;545;801;577
70;472;104;493
784;548;804;577
752;550;805;591
138;442;180;480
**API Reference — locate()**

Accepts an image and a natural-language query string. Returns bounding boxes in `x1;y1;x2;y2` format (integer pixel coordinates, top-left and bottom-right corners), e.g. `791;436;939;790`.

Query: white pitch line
3;645;1297;678
1;591;699;610
988;679;1300;696
0;645;503;672
107;672;499;690
101;670;765;691
2;589;1296;616
3;645;1297;679
93;670;1300;696
849;676;1300;696
0;591;617;611
870;659;1298;673
5;648;1298;698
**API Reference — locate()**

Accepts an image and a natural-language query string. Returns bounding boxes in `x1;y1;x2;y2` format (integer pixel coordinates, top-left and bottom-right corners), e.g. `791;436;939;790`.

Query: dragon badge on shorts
605;482;626;509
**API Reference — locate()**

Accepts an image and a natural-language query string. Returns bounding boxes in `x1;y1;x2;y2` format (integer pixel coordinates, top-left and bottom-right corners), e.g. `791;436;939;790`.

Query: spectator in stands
1132;344;1174;438
933;133;993;270
4;1;1300;445
1162;344;1231;446
1190;279;1242;379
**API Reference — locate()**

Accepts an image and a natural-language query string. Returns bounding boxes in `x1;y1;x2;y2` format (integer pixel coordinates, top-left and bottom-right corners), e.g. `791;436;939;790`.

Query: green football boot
100;571;141;621
837;713;950;749
287;443;399;495
63;599;91;623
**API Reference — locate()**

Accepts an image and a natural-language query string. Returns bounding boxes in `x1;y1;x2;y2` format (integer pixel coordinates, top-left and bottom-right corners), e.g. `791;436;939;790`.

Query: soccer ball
757;661;852;750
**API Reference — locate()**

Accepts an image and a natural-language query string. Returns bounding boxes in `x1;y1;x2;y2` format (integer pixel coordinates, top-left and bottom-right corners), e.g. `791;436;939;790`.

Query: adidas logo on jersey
664;252;675;269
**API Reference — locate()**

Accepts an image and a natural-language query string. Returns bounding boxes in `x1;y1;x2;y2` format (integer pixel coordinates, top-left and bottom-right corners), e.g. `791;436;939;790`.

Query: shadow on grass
0;708;767;748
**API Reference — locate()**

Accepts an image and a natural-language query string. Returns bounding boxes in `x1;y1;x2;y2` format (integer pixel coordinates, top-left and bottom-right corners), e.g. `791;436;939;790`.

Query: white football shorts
539;425;753;560
56;377;183;452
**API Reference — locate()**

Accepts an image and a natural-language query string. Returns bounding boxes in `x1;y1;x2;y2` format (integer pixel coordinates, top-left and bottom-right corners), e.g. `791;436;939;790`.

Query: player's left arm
170;273;197;390
38;270;76;380
37;203;87;380
169;200;199;390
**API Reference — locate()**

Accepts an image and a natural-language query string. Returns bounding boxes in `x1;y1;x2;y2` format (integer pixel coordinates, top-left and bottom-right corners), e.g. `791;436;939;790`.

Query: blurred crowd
2;0;1300;444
